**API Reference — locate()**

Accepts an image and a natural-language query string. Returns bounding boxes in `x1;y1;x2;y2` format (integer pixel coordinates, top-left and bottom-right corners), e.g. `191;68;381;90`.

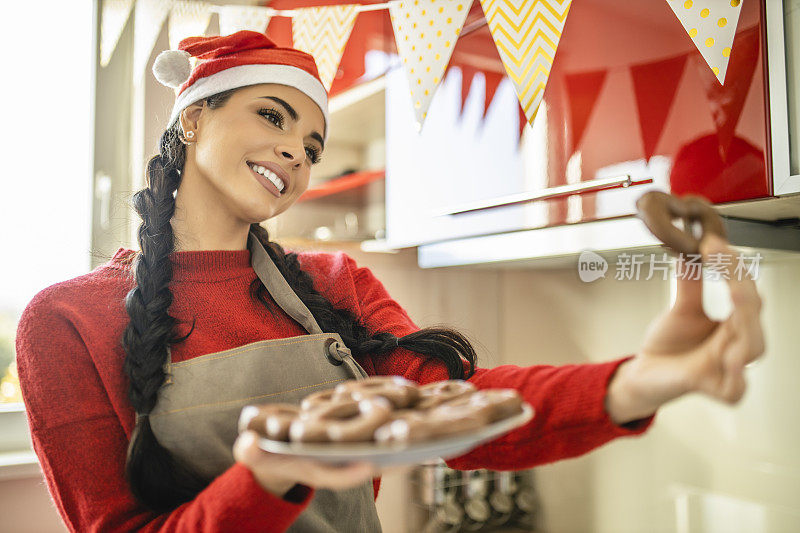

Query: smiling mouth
246;161;286;194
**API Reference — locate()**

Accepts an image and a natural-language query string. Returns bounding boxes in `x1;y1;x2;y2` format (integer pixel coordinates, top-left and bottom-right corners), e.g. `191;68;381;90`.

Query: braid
248;225;477;380
120;87;477;513
122;124;207;512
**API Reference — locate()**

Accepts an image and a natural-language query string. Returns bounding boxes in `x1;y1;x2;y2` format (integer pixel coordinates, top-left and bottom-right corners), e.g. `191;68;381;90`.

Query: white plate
257;403;534;467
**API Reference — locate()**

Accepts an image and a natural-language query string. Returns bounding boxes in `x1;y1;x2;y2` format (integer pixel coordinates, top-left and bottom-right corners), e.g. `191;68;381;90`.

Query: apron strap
248;231;324;335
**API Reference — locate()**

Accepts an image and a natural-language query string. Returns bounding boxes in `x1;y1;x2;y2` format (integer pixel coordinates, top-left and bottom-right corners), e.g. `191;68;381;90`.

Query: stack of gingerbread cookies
238;376;525;445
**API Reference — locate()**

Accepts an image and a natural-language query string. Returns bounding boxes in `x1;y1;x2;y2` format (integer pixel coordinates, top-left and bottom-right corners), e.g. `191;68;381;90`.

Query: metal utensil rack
409;460;542;532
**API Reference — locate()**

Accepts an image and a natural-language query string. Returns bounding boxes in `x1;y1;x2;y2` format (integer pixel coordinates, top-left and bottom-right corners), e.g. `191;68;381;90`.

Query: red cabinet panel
547;0;771;207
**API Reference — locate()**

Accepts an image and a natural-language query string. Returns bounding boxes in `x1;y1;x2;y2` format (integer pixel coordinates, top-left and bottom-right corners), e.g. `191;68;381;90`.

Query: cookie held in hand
636;191;726;255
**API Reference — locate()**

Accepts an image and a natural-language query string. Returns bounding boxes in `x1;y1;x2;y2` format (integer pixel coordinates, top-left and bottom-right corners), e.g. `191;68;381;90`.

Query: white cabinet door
385;65;529;248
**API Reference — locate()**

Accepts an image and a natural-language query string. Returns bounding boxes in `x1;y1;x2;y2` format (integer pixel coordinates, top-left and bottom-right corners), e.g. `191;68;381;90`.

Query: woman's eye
305;146;322;165
258;107;321;165
258;108;285;128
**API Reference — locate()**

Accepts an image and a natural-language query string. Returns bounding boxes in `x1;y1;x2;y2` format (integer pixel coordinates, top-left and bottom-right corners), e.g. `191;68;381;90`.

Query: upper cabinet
766;0;800;194
386;0;776;249
267;72;388;246
787;0;800;179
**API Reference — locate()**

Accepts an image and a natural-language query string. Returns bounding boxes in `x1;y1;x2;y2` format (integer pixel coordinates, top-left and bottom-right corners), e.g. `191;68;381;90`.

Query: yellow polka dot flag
479;0;572;127
218;5;273;36
666;0;743;84
168;1;214;51
293;4;360;91
389;0;471;130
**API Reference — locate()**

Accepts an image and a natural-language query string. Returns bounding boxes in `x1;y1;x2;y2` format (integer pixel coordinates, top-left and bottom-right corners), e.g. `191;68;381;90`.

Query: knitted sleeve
14;287;312;532
341;253;656;471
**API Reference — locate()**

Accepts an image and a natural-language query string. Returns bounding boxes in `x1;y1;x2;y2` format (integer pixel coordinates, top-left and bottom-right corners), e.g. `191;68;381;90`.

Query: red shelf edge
297;169;385;202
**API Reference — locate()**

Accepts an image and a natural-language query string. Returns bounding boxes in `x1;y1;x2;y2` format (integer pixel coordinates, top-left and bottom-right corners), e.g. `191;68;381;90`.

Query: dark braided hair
121;88;478;512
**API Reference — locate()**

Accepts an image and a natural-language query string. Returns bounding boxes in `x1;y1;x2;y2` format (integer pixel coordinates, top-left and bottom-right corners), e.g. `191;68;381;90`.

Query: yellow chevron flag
292;5;360;91
479;0;571;126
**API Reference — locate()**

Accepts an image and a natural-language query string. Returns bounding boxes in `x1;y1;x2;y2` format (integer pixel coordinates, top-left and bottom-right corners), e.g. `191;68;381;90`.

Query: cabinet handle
431;175;653;217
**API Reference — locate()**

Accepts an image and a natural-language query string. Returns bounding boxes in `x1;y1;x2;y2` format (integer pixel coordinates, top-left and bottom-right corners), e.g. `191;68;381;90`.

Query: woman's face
180;83;326;223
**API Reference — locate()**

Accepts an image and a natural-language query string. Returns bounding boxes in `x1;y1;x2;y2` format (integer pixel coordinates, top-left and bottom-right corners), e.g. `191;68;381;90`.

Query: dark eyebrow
258;96;325;150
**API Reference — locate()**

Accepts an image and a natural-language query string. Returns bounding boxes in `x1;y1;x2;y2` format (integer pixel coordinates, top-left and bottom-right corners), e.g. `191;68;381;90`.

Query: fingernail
239;430;256;447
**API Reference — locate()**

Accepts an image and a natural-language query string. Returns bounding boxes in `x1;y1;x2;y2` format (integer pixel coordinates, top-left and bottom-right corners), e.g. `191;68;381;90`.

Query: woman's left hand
605;233;766;425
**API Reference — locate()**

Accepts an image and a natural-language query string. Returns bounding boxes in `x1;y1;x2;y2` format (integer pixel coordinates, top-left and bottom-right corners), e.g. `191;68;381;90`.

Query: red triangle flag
483;71;504;119
518;104;527;146
630;54;687;160
564;70;608;153
459;65;479;118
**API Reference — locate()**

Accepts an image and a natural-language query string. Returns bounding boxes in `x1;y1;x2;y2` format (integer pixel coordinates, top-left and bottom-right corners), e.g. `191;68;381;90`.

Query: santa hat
152;31;329;141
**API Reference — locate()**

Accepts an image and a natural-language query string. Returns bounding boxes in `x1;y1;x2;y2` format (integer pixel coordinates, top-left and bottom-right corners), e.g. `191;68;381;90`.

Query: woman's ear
181;102;205;132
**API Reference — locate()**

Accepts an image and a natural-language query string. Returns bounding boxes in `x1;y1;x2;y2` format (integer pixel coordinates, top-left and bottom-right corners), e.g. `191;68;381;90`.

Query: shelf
298;169;385;203
326;76;386;146
0;450;39;481
329;75;386;114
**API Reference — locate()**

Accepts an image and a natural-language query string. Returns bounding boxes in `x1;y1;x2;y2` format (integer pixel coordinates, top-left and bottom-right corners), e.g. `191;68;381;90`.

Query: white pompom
152;50;192;88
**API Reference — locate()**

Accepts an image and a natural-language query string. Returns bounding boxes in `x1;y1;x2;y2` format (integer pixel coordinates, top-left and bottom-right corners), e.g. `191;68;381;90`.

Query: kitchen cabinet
267;74;388;246
766;0;800;194
386;0;776;250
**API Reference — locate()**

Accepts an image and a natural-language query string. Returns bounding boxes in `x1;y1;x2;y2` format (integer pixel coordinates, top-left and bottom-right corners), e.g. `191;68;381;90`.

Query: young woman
15;31;765;532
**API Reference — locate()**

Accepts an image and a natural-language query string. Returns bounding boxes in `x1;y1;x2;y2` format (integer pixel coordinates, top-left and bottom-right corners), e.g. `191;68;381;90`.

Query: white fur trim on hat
167;64;330;142
153;50;192;89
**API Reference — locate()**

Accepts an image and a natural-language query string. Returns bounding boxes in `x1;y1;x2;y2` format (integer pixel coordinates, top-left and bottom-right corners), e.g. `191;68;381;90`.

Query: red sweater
15;247;655;532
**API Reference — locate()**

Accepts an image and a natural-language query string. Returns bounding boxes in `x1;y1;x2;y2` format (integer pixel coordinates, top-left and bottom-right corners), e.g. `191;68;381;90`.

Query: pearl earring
185;130;195;139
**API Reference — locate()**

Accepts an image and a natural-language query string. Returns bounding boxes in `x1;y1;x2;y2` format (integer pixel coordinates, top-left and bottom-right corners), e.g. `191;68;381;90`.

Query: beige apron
148;230;382;532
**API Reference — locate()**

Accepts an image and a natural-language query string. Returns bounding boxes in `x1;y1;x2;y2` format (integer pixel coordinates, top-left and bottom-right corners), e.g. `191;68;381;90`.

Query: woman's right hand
233;430;377;498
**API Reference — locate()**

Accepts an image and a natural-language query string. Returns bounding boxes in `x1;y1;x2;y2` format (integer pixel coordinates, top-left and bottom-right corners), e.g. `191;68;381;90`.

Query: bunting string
105;0;746;135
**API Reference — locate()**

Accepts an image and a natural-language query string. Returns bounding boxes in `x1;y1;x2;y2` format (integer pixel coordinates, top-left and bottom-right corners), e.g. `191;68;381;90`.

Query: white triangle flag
169;1;213;50
218;5;273;36
389;0;471;130
666;0;743;84
100;0;135;67
133;0;174;80
292;5;360;91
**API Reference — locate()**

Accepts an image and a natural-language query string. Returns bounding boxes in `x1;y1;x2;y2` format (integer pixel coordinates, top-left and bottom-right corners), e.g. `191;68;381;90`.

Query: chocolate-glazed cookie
636;191;727;255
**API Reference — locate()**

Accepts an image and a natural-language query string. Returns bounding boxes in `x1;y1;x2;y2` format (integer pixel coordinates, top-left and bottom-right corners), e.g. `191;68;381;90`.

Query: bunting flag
631;54;687;159
133;0;173;80
457;68;507;126
169;1;213;51
100;0;135;67
218;5;273;36
666;0;743;84
292;5;360;91
517;103;526;143
459;64;479;117
480;0;572;127
389;0;471;129
483;71;504;119
564;69;607;152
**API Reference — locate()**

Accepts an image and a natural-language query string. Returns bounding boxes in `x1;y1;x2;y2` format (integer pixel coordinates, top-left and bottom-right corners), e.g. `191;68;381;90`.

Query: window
0;1;94;406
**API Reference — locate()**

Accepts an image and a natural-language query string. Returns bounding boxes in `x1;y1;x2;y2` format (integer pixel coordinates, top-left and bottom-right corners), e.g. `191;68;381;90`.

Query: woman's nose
275;142;304;165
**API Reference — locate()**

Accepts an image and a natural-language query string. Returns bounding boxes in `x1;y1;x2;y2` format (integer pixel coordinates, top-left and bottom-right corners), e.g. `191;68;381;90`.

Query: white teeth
249;163;285;193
